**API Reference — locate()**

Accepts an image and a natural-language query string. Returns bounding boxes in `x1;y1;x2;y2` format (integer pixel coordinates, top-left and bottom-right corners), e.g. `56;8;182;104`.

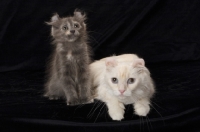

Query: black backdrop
0;0;200;131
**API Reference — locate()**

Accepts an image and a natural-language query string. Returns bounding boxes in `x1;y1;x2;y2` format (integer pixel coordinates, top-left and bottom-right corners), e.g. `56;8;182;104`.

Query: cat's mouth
66;34;78;42
118;93;131;98
118;95;126;99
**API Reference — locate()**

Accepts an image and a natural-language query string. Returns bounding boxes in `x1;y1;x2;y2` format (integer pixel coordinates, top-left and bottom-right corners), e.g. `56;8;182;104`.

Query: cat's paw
49;96;60;100
44;93;60;100
109;110;124;121
134;103;150;116
79;97;94;104
108;104;125;121
66;100;80;106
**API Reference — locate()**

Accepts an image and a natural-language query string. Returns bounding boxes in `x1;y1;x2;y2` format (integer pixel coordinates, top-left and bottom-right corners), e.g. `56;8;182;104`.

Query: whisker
88;35;99;44
147;115;153;129
87;101;103;119
145;117;150;132
94;103;106;123
151;101;166;111
150;104;166;126
73;104;85;114
141;116;144;132
87;100;100;118
89;102;103;118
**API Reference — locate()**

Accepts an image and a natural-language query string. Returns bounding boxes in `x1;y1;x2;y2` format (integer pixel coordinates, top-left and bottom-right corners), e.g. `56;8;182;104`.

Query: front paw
44;93;60;100
109;111;124;121
108;106;124;121
66;100;80;106
79;97;94;104
134;103;150;116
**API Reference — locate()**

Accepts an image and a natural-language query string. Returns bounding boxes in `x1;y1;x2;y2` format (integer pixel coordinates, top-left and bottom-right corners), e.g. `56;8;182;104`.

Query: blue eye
111;78;118;84
127;78;135;84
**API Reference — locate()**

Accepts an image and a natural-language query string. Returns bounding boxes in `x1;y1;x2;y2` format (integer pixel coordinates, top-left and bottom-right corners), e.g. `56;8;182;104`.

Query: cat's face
104;58;153;99
47;10;86;42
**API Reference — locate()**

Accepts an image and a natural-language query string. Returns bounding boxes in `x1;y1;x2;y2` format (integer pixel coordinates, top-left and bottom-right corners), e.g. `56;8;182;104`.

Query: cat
90;54;155;120
44;9;93;105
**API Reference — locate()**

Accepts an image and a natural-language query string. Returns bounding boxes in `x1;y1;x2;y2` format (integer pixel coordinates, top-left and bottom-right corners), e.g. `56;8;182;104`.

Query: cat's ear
132;59;145;68
105;57;118;71
74;9;86;22
46;13;60;26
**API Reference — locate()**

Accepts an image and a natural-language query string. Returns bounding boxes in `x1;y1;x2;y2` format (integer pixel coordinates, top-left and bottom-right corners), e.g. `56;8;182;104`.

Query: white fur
66;50;73;60
134;99;150;116
90;54;155;120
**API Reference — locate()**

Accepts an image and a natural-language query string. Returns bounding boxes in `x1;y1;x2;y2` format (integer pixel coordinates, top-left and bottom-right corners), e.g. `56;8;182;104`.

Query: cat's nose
119;90;125;94
70;30;75;34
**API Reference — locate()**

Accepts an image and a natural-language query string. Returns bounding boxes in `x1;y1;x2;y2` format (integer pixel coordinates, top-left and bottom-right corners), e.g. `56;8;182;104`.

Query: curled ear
46;13;60;26
105;57;118;71
132;59;145;68
74;9;86;21
133;59;150;76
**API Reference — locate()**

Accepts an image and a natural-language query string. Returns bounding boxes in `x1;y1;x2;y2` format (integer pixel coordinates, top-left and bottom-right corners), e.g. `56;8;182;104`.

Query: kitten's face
104;58;153;100
105;63;139;98
57;18;83;42
47;10;86;42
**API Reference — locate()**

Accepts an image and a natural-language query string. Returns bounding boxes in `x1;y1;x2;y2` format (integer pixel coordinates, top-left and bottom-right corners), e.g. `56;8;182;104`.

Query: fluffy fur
44;9;93;105
90;54;155;120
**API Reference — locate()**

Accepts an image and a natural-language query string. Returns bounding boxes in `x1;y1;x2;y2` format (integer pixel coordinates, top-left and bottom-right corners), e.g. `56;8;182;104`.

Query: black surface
0;61;200;131
0;0;200;131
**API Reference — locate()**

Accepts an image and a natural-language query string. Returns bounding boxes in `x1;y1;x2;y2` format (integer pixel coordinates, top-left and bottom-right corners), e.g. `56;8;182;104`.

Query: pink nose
119;90;125;94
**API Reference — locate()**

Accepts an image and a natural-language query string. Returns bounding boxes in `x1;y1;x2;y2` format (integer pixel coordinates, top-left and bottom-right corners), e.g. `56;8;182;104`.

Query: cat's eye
127;78;135;84
62;26;68;30
74;24;79;28
111;78;118;84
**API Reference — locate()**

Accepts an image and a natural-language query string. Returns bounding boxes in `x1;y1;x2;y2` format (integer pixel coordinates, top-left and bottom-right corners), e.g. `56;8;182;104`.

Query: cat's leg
63;84;80;105
105;98;125;121
77;61;94;104
61;65;80;105
44;77;65;100
44;52;67;100
133;98;150;116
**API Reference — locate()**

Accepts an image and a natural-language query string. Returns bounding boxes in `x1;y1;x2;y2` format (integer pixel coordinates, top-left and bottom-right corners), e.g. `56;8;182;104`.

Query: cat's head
47;9;87;42
104;57;155;100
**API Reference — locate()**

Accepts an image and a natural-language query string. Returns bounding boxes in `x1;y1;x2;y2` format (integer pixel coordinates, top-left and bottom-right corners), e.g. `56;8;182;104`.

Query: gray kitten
44;10;93;105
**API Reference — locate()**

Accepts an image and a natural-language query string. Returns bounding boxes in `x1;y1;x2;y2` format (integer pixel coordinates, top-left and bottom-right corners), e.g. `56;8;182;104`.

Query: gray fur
44;10;93;105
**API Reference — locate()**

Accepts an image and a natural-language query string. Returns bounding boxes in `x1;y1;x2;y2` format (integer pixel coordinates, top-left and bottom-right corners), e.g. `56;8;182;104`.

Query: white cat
90;54;155;121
